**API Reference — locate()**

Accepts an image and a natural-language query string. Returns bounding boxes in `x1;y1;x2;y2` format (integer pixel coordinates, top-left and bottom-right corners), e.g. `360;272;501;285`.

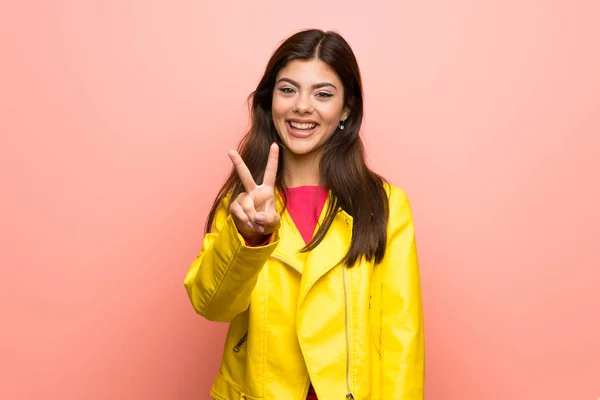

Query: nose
293;92;313;114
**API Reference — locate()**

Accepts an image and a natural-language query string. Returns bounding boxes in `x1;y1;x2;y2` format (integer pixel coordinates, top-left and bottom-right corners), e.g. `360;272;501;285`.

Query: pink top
284;185;328;244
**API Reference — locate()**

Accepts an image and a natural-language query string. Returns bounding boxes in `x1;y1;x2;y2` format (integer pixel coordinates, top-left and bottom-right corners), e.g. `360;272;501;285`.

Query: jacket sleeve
183;196;280;322
380;188;425;399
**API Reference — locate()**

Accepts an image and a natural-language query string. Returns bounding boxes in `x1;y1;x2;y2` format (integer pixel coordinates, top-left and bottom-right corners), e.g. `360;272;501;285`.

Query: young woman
184;29;425;400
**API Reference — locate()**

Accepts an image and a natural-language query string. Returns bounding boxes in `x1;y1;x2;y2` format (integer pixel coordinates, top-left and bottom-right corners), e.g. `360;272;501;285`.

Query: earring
339;120;345;130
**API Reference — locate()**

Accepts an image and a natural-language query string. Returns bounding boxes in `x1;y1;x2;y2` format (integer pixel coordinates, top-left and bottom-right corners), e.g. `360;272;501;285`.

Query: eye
316;92;333;98
279;87;295;94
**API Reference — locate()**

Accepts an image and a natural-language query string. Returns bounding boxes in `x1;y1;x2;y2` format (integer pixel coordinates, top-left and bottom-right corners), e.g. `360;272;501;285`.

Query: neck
282;149;322;187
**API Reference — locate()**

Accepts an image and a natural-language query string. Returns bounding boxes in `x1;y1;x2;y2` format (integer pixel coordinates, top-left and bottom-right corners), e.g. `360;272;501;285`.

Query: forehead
276;59;342;85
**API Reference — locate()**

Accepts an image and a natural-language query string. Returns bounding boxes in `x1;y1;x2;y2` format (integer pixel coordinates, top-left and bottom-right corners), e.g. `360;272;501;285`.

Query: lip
286;120;318;139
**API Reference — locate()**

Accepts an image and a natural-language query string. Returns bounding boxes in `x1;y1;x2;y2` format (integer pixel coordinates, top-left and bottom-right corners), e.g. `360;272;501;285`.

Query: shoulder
382;182;415;228
208;192;233;233
383;182;412;211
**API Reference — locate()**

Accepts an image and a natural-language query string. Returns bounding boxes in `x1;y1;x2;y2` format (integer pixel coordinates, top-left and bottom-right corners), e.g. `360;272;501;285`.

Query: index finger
228;149;257;192
262;143;279;187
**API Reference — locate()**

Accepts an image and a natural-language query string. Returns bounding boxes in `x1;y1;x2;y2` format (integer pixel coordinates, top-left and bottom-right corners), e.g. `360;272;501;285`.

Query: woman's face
271;59;349;157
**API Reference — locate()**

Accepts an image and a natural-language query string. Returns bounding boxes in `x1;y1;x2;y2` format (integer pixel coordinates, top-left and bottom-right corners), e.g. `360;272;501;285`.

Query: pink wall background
1;1;598;399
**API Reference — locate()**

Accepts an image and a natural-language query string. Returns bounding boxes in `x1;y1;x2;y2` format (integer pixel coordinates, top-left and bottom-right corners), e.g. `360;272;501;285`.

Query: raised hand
227;143;281;245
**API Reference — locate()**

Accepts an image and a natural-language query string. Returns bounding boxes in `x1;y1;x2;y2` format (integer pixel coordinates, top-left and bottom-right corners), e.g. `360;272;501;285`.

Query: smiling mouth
288;121;317;131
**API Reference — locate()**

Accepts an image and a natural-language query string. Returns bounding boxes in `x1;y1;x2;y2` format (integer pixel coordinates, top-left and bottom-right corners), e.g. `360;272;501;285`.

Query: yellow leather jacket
184;183;424;399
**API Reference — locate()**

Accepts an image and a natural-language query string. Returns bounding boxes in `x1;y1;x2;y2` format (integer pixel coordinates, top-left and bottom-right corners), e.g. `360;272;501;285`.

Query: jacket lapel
270;190;354;305
297;199;353;307
271;210;309;274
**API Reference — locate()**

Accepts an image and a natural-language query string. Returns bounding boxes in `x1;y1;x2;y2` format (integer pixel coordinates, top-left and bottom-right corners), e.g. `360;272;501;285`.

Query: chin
282;138;322;156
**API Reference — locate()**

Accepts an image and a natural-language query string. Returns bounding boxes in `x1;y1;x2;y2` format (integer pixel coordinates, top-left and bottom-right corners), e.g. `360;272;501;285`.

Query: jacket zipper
343;266;354;400
233;331;248;353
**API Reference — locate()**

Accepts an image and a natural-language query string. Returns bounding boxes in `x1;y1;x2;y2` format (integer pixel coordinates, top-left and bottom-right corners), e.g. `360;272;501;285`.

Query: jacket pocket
233;330;248;353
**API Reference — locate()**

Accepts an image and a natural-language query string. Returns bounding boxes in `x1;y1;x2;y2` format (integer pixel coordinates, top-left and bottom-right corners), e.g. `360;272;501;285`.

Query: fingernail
247;222;253;229
255;214;265;222
257;225;264;233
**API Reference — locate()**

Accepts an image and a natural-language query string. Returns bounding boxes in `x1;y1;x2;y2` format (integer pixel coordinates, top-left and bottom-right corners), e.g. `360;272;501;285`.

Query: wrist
244;233;272;247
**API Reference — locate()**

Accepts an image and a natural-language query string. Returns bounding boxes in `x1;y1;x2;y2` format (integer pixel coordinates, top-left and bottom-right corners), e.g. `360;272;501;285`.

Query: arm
185;143;280;322
183;197;279;322
380;188;425;399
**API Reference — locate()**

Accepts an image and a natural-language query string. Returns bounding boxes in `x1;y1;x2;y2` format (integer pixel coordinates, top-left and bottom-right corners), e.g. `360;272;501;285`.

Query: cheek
271;96;290;120
319;104;344;124
317;95;345;121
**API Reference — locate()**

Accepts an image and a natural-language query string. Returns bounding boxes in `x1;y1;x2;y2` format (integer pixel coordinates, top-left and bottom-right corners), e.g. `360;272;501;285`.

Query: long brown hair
205;29;389;266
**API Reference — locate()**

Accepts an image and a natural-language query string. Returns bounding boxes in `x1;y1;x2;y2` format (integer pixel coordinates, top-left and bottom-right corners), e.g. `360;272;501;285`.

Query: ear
342;108;350;121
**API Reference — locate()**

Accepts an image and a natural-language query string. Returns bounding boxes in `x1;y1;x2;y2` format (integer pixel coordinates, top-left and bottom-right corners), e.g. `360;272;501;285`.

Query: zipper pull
346;393;355;400
233;331;248;352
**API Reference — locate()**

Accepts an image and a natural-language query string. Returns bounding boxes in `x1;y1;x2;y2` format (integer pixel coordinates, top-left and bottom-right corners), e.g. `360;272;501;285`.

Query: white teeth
289;121;316;130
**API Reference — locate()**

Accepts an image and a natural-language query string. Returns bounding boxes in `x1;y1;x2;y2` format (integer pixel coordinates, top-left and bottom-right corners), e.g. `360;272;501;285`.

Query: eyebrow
276;77;338;90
